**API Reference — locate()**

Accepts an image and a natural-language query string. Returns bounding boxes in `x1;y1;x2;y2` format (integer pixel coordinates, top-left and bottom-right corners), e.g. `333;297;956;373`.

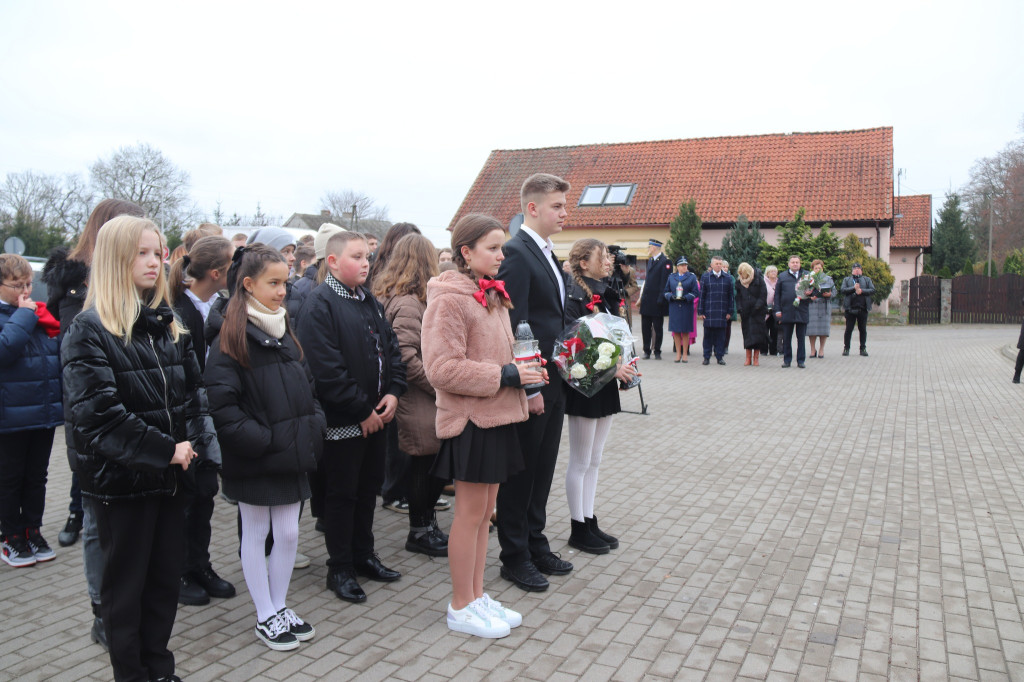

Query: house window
859;237;872;247
578;184;637;206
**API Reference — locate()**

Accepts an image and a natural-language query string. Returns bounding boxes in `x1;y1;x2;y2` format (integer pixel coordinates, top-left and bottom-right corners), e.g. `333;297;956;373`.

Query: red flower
564;337;585;355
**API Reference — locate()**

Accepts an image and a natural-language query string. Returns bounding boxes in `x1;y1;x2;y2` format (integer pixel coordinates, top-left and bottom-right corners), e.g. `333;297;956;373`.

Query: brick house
451;126;897;272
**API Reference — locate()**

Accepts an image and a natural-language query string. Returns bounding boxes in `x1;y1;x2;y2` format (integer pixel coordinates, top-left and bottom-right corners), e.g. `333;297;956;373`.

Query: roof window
578;184;637;207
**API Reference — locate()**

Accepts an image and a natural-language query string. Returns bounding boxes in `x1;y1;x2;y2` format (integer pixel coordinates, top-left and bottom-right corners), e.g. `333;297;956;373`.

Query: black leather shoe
702;358;710;365
58;513;83;547
500;561;549;592
842;348;850;356
90;616;108;651
533;552;573;576
178;574;210;606
315;518;327;533
642;352;651;360
653;352;662;360
781;363;791;368
327;569;366;603
797;362;806;368
354;554;401;582
717;358;726;365
860;349;869;357
406;523;448;557
191;566;236;599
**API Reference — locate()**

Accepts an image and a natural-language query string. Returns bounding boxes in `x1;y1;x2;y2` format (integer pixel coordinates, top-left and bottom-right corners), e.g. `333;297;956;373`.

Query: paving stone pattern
3;324;1024;681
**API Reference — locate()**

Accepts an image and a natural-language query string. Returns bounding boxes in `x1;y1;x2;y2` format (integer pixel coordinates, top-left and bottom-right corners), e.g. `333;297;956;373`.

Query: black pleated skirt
431;421;524;484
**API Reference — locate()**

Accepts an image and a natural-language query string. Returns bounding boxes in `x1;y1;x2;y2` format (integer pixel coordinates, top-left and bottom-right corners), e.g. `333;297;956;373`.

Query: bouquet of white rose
792;271;825;307
552;313;635;397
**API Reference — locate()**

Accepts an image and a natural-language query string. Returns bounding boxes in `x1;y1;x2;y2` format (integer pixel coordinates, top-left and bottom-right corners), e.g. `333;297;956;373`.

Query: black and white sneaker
278;607;315;641
255;613;299;651
2;534;36;567
26;528;55;562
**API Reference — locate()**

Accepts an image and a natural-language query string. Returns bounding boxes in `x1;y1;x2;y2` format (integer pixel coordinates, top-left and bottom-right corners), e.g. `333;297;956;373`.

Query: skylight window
578;184;637;207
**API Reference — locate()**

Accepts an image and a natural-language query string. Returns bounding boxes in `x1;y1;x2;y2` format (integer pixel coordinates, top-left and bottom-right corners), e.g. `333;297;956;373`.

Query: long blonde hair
85;216;183;344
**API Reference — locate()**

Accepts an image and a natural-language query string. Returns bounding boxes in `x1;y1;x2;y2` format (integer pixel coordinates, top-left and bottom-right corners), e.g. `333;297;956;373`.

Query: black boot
90;602;108;651
178;573;210;606
568;519;609;555
587;516;619;550
406;516;448;557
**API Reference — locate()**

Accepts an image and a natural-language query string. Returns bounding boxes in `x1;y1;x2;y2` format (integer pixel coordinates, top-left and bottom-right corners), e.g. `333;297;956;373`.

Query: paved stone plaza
3;324;1024;681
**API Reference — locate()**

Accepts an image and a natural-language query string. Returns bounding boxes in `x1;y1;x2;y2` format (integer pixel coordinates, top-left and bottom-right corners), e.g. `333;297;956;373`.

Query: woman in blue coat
663;257;699;362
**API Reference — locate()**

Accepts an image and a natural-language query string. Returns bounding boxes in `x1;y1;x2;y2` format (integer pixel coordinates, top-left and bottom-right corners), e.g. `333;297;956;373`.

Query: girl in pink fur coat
422;214;547;639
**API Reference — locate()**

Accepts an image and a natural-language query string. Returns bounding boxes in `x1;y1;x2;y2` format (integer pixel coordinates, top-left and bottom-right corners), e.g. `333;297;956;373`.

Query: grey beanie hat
246;227;295;253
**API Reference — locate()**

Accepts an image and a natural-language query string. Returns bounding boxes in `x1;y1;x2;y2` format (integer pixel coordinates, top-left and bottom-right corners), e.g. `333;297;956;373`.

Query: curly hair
371;233;439;303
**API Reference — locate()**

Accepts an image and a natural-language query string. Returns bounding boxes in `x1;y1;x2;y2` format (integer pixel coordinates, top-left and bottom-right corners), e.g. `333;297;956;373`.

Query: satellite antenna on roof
508;213;524;237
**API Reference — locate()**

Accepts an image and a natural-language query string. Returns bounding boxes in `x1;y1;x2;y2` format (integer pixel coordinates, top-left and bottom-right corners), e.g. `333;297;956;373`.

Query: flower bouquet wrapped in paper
552;313;636;397
792;271;824;306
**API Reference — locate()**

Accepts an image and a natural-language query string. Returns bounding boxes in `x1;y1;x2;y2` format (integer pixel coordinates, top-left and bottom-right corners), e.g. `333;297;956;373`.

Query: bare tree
321;189;391;236
962;120;1024;266
90;143;203;236
0;170;93;242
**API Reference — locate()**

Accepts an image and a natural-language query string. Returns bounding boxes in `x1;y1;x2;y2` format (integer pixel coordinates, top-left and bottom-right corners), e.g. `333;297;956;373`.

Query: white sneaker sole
447;618;510;639
255;629;300;651
2;555;36;568
292;626;315;642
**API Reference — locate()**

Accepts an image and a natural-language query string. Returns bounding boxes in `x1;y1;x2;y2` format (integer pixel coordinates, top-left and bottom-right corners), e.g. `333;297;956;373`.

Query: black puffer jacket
296;280;406;428
61;305;214;500
204;319;325;480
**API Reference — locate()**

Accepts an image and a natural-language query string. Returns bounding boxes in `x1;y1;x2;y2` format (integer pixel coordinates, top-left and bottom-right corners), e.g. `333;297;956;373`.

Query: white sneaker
446;600;510;638
480;593;522;628
293;552;310;569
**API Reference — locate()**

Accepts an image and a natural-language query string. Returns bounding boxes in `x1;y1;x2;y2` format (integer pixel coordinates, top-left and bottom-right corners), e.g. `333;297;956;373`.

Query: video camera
606;245;636;268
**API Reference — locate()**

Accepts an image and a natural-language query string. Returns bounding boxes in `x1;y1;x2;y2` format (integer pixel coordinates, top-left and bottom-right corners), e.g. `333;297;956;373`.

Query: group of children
0;173;638;680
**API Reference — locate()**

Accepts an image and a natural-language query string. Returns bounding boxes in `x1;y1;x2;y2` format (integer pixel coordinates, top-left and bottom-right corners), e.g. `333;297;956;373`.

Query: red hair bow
585;294;602;312
473;278;509;308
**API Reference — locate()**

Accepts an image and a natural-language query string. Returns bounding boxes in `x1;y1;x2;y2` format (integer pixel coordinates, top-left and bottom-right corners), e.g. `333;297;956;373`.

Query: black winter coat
204;322;325;481
288;265;318;321
295;280;406;428
736;272;769;352
41;247;89;346
61;306;214;500
640;253;672;316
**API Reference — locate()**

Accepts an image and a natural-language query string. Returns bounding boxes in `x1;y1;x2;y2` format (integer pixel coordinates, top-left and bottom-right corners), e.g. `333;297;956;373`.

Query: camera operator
605;246;638;328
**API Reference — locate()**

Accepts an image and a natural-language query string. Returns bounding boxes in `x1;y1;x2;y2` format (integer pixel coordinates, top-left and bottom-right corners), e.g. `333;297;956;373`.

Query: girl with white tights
563;239;638;554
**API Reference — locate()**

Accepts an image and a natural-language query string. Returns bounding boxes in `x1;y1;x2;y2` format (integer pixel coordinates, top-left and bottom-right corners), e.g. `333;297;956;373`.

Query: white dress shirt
519;224;565;306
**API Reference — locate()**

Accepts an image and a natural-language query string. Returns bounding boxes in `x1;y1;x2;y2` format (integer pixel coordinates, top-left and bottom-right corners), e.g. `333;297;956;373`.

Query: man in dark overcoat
698;256;734;364
775;255;811;367
638;239;671;359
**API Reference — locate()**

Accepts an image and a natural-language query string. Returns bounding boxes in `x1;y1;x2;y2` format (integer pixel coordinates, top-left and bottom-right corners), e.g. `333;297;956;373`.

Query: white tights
238;501;300;622
566;415;614;522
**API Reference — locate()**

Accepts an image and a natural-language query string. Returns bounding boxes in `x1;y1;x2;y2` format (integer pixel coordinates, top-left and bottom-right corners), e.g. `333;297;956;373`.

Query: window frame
577;183;637;207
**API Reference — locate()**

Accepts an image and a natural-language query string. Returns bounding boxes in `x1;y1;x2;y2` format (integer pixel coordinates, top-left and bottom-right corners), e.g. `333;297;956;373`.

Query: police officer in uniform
639;239;672;359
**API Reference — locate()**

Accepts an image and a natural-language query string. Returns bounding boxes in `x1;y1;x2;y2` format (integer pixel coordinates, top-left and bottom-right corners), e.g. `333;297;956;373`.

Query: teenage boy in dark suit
496;173;571;592
775;255;811;368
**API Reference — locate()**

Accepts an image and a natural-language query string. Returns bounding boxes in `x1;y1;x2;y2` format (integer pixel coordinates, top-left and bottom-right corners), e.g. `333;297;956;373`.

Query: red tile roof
450;127;894;229
891;194;931;248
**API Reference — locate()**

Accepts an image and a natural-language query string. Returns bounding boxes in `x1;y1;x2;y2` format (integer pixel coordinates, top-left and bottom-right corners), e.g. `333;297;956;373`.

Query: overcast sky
2;0;1022;247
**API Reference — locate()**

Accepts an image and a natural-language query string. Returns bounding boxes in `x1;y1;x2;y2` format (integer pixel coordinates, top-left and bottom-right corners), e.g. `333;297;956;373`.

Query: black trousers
844;310;868;351
95;491;185;682
497;379;566;566
765;313;780;355
0;428;54;538
408;453;444;526
702;324;726;360
781;321;807;364
322;431;385;569
382;425;411;504
640;315;665;354
182;460;218;574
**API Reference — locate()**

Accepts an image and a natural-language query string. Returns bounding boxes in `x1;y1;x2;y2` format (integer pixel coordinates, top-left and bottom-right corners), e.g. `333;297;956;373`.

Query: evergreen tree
931;193;976;272
664;199;709;273
938;265;952;278
719;215;766;271
760;208;845;274
986;258;999;277
961;257;974;276
1003;249;1024;275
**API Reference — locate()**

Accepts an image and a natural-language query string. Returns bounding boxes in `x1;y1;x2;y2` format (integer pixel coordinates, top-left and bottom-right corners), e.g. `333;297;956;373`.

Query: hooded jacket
421;270;529;439
61;305;214;500
204;315;325;481
41;246;89;345
0;302;63;433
